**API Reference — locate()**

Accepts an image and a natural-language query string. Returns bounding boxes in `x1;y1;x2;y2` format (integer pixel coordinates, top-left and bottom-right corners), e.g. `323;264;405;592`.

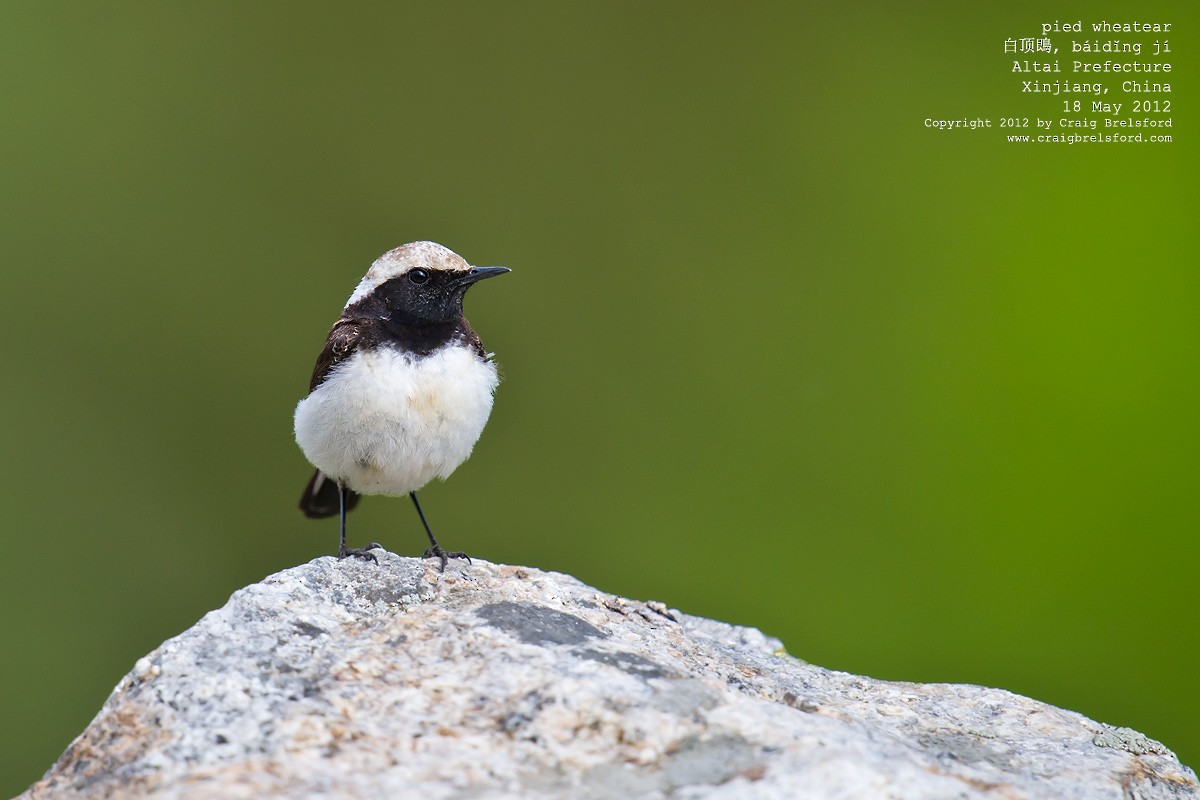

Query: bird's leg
411;492;470;571
336;482;381;563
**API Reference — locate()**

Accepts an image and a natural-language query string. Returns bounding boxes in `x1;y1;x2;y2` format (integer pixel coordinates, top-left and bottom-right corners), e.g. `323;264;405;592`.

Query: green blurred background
1;1;1195;792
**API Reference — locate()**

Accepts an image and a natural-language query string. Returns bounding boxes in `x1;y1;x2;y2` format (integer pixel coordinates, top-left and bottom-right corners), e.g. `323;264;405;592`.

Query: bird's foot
338;542;384;564
422;545;471;572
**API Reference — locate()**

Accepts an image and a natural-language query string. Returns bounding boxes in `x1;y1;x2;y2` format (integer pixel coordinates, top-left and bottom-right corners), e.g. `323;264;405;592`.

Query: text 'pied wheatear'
294;241;509;568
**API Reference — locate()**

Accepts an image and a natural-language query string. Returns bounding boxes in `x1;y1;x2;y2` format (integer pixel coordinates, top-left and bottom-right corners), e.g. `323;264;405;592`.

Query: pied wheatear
294;241;509;568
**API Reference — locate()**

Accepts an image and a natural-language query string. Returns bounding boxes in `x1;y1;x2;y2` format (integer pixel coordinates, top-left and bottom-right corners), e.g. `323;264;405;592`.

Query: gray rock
20;555;1198;799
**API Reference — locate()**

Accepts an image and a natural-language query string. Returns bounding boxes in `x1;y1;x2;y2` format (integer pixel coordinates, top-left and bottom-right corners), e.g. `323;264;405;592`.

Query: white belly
294;344;499;495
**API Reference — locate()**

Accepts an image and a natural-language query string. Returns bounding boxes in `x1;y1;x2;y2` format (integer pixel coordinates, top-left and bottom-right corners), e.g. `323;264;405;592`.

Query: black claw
337;544;380;564
421;546;471;572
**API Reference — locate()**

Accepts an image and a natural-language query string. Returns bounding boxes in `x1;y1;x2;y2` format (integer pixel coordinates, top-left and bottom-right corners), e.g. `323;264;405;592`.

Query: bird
294;241;509;568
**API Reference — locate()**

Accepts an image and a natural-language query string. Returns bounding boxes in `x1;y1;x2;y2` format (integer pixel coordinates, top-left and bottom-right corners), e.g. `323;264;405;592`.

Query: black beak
461;266;510;285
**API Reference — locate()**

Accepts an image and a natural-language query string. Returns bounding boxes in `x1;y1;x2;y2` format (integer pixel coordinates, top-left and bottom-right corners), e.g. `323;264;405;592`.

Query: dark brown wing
456;319;489;361
299;318;368;519
308;319;365;393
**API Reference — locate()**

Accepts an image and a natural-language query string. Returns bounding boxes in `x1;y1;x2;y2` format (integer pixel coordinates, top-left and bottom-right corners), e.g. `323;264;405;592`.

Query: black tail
299;470;361;518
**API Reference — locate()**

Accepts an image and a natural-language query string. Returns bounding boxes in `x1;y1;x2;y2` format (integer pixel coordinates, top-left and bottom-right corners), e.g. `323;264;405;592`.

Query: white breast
293;344;499;496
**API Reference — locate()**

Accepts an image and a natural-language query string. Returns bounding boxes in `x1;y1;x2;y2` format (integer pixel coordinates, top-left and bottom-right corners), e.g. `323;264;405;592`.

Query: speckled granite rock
21;555;1198;799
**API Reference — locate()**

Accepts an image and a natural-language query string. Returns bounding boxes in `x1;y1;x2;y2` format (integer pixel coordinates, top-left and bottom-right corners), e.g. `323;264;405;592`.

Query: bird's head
346;241;509;324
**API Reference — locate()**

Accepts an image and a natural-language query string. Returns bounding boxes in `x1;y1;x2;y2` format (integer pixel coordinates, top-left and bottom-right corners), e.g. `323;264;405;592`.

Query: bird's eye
408;268;430;285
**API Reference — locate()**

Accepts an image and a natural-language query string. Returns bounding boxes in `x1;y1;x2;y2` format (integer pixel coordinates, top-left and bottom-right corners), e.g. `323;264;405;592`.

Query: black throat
342;292;481;359
379;312;461;356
